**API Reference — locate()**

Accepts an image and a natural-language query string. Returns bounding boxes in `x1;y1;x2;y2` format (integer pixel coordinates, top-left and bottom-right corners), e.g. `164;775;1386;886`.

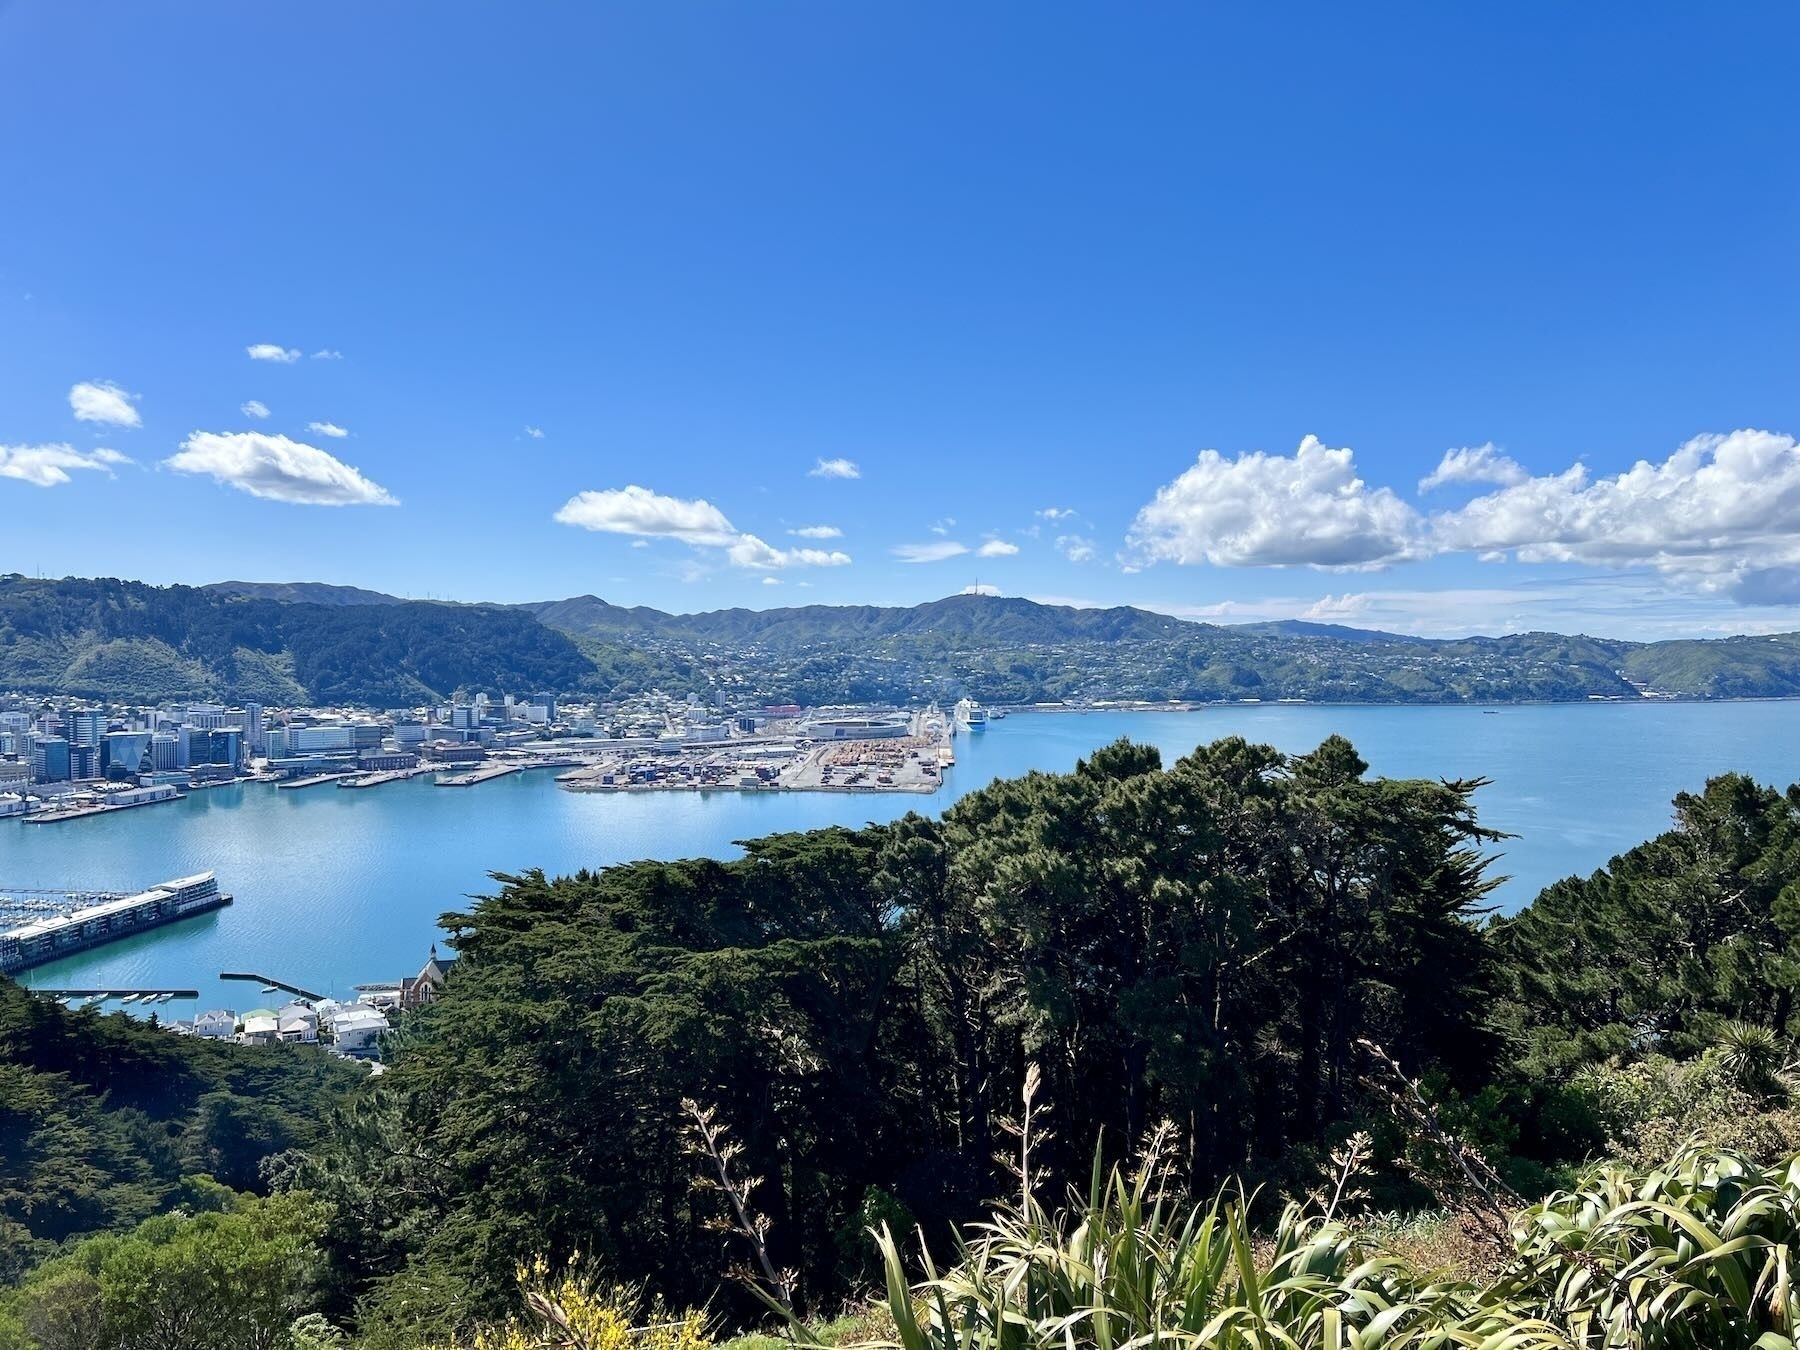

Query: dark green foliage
0;1191;331;1350
298;736;1501;1332
0;979;363;1279
1491;772;1800;1077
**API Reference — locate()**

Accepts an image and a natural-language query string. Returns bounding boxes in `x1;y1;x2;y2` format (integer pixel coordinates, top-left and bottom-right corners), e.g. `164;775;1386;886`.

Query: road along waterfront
10;701;1800;1005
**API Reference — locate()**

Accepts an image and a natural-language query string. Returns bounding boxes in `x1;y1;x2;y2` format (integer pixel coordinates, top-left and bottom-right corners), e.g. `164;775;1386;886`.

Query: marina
0;872;231;975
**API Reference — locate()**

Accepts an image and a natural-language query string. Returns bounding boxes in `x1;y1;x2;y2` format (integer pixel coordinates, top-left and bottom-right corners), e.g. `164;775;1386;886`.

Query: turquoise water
9;703;1800;1004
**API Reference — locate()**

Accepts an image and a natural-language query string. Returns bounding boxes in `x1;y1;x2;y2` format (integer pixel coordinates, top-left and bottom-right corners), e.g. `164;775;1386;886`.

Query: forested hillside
7;742;1800;1347
11;575;1800;706
0;576;672;705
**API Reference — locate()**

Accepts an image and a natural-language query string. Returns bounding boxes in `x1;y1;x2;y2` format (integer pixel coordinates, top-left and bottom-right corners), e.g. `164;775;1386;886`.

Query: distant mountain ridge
8;574;1800;707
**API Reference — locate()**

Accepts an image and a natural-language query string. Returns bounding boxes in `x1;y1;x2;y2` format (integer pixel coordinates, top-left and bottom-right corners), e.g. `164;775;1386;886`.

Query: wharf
338;767;431;789
23;792;184;824
0;873;230;975
278;773;353;790
435;763;522;787
220;971;326;1002
33;988;199;1002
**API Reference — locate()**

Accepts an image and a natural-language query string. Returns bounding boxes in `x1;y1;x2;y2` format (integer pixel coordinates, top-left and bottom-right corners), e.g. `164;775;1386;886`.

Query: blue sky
3;3;1797;638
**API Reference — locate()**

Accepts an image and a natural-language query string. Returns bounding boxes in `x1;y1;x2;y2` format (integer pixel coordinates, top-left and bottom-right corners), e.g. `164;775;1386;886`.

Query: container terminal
0;872;230;975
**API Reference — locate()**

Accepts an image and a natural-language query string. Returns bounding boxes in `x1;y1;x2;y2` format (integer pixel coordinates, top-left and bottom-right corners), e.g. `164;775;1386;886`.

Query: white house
327;1003;389;1053
276;1002;319;1044
239;1009;279;1045
193;1008;237;1039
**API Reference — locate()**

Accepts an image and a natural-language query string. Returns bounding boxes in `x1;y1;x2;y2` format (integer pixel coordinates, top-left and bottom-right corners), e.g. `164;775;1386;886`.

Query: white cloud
1037;507;1077;521
762;576;782;586
525;426;545;439
1419;443;1528;492
241;400;271;420
1431;430;1800;599
928;517;957;536
555;485;738;544
1056;535;1098;563
555;485;849;569
1128;427;1800;612
308;421;349;438
69;380;141;428
247;344;302;363
962;583;1002;596
1128;436;1424;569
0;443;128;488
809;457;861;479
726;533;852;570
312;349;342;360
789;524;843;539
976;539;1019;557
892;540;970;563
165;431;397;506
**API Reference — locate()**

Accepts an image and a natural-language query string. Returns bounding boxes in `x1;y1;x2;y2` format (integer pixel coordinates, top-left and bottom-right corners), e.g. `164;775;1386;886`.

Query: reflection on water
10;702;1800;1001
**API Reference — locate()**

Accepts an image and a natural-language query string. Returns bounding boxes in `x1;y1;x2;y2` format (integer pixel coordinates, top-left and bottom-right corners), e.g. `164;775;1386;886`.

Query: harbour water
9;702;1800;1003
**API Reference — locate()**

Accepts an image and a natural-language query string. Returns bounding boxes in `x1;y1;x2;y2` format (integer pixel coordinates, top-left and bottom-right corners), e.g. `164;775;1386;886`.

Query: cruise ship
954;698;989;731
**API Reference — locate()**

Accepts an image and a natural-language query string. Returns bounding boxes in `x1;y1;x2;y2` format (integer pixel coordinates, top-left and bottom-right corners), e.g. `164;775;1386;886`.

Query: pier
220;971;326;1002
0;874;231;975
278;773;353;790
32;988;200;1002
435;763;521;787
337;767;431;789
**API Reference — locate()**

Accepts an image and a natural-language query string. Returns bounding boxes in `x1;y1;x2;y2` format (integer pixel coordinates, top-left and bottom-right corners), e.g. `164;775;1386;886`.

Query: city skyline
4;4;1798;639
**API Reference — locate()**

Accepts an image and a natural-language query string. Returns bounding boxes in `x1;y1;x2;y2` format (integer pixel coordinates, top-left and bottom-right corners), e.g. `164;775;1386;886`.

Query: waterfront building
186;728;243;769
0;760;29;787
357;750;419;771
393;721;427;746
290;724;354;753
102;730;153;778
239;1010;279;1045
67;743;98;780
66;710;105;749
152;733;180;771
242;703;266;755
31;737;69;784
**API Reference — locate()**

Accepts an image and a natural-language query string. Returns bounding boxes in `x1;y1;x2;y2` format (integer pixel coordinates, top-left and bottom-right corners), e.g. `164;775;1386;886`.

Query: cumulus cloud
165;431;397;506
247;344;301;363
1419;443;1528;492
1432;430;1800;596
726;533;852;570
0;443;128;487
525;426;545;439
809;457;861;479
312;349;342;360
555;485;850;569
1129;436;1424;570
977;539;1019;557
308;421;349;438
69;380;141;428
555;485;737;544
762;576;782;586
789;524;842;539
892;540;969;563
1130;428;1800;605
1056;535;1098;563
241;400;271;420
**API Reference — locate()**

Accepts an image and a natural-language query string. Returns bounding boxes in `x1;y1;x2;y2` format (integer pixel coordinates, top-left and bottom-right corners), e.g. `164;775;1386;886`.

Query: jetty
32;988;199;1002
435;763;521;787
278;773;353;790
338;767;431;789
220;971;327;1002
